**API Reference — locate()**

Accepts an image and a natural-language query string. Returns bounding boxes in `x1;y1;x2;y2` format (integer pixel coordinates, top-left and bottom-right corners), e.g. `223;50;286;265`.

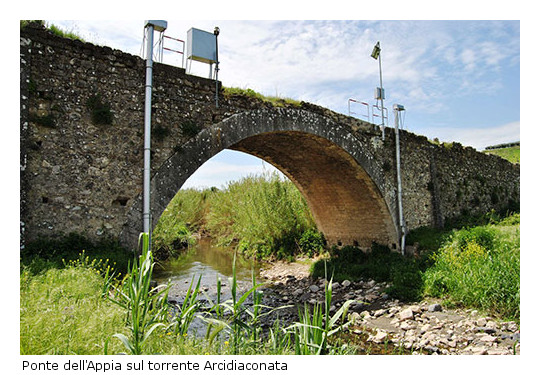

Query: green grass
152;188;204;259
20;244;329;355
423;214;520;320
20;231;357;355
483;146;520;163
21;232;134;275
223;86;301;107
311;213;520;320
21;21;86;42
20;263;127;354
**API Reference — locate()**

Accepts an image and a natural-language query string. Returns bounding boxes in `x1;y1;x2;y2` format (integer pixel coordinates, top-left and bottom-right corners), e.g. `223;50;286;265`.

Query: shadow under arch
121;107;398;251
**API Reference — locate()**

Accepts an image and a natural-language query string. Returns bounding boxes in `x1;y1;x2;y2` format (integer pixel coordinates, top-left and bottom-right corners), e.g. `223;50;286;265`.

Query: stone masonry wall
20;23;520;250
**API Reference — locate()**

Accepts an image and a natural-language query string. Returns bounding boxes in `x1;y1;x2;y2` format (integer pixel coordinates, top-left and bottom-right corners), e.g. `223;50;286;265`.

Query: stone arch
121;107;398;250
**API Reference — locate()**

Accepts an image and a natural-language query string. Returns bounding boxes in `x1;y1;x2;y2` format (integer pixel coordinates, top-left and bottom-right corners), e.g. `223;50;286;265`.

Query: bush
453;226;496;250
298;229;326;257
423;222;520;320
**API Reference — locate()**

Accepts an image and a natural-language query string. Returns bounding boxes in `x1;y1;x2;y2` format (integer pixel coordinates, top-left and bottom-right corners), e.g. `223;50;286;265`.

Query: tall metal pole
143;24;155;245
371;41;385;140
214;27;220;108
393;104;406;254
378;46;385;141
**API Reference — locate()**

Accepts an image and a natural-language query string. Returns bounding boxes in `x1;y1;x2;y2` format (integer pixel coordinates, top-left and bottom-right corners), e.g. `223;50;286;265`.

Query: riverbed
151;239;520;354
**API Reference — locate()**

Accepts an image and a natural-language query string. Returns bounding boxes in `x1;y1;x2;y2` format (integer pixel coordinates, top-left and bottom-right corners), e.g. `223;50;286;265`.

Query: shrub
423;222;520;320
298;229;326;257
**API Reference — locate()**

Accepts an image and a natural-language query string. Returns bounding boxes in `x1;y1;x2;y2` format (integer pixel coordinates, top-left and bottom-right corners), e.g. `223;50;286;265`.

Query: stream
153;238;261;305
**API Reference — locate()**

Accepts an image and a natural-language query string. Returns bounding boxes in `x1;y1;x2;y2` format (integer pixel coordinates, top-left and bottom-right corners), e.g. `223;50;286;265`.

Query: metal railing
162;35;185;68
348;99;371;121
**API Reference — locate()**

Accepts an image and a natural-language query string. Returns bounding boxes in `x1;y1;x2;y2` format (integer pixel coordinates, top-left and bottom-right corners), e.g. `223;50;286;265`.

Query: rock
360;311;371;319
400;321;415;330
342;280;351;288
349;312;361;324
476;317;487;327
428;303;442;312
370;330;388;344
505;321;519;332
399;308;415;321
364;294;379;302
389;306;400;315
479;334;498;343
309;285;319;293
420;323;431;333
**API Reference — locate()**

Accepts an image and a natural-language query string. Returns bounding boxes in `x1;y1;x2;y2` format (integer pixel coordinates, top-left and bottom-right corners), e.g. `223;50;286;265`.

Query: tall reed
287;268;353;355
105;233;171;354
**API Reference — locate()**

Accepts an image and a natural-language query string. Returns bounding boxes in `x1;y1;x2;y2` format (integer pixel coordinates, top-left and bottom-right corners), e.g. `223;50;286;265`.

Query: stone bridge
20;23;520;252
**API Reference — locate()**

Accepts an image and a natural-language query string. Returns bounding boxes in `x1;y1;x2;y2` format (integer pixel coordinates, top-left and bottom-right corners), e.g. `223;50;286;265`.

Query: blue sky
45;19;520;189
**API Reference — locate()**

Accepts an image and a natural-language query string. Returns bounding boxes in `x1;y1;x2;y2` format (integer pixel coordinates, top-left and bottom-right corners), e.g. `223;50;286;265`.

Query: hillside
483;145;520;164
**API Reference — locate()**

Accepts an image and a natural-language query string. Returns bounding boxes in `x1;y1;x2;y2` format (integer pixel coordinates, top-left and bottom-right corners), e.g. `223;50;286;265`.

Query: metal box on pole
186;28;217;64
375;87;385;100
145;20;167;32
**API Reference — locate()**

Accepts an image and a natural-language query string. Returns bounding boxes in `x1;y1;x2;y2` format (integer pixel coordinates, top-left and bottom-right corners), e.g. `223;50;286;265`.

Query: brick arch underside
231;132;395;248
120;108;397;250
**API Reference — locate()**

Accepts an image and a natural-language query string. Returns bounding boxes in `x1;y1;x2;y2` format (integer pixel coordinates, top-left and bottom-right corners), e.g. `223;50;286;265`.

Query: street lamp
393;104;406;255
371;41;385;140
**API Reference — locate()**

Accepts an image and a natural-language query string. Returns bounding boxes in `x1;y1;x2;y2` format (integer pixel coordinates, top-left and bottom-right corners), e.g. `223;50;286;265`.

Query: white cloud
181;156;282;190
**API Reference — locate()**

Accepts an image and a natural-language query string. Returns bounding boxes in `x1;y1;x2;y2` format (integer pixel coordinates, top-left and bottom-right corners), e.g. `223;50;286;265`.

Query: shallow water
153;238;260;304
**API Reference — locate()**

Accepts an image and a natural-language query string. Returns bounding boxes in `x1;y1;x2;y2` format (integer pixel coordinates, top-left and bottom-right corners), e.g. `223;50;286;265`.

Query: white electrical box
186;28;217;64
375;87;385;100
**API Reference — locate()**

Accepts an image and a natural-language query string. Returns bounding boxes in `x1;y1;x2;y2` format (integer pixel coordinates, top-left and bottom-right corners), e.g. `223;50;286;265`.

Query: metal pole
214;27;220;108
393;104;406;254
143;24;154;246
378;51;385;141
